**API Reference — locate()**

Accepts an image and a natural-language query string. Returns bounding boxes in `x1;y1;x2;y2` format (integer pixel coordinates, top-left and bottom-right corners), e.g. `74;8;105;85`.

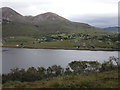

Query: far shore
1;46;120;51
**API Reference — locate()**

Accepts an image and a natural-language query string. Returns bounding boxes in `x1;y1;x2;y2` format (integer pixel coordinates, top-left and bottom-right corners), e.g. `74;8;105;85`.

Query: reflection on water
2;48;118;73
2;50;9;52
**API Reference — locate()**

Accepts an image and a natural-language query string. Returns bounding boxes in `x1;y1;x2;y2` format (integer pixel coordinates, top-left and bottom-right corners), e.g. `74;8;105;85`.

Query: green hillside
2;21;109;37
2;7;119;50
2;7;109;37
2;22;40;37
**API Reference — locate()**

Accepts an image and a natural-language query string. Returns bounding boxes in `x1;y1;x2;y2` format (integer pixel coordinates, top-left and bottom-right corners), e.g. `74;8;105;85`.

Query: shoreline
1;46;120;51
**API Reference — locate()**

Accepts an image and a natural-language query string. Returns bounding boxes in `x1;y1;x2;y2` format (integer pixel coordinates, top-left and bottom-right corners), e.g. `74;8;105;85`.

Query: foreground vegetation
2;56;119;88
3;70;119;88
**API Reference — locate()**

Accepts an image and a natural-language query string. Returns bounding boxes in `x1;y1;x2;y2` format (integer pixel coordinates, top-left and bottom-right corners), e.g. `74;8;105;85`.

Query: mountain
2;7;109;37
32;12;69;23
2;7;26;23
103;27;119;32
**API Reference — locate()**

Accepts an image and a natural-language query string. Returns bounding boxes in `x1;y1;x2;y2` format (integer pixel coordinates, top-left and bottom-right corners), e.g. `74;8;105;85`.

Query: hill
2;7;26;23
103;27;119;32
2;7;109;37
2;7;119;50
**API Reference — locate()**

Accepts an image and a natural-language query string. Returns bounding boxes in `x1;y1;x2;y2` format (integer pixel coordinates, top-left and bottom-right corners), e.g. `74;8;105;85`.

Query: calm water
2;48;118;73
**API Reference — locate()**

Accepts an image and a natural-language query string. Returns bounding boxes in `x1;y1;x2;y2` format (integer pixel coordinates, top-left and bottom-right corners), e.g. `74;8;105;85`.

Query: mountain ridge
2;7;26;23
2;7;110;37
2;7;69;23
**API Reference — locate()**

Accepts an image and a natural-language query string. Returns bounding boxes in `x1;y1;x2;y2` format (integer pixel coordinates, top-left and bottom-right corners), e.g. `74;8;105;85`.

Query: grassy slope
3;70;118;88
3;20;114;49
2;23;40;37
2;20;110;37
34;22;109;34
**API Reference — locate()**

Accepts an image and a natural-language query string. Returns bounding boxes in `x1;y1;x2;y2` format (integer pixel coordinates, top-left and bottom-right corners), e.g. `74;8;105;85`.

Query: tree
109;56;119;67
47;65;64;77
37;67;46;74
37;67;46;79
64;67;72;75
69;61;87;74
47;66;53;77
27;67;37;74
109;56;119;71
25;67;38;81
85;61;101;73
99;57;119;72
10;68;22;81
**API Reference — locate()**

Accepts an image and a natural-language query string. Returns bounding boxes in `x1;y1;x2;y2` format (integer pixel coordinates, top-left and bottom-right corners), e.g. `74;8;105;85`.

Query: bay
2;48;118;73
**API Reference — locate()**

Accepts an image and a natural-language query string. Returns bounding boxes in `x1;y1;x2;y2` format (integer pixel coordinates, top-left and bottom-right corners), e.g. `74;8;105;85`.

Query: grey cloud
2;1;53;16
1;0;118;27
69;15;118;28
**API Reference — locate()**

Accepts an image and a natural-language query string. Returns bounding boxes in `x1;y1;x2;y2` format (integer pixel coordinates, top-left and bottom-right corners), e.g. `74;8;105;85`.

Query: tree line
2;56;119;83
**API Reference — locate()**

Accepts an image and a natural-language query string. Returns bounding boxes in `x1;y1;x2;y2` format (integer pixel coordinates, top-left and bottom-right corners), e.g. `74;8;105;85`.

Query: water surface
2;48;118;73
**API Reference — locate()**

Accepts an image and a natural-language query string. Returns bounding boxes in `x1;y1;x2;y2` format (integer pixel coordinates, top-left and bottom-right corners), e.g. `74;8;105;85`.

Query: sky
0;0;119;28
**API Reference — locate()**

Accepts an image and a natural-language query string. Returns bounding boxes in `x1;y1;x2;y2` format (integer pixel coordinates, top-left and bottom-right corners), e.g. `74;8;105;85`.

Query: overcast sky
1;0;119;28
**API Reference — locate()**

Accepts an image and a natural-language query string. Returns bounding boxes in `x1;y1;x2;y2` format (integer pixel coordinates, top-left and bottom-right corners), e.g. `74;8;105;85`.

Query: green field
3;32;120;50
